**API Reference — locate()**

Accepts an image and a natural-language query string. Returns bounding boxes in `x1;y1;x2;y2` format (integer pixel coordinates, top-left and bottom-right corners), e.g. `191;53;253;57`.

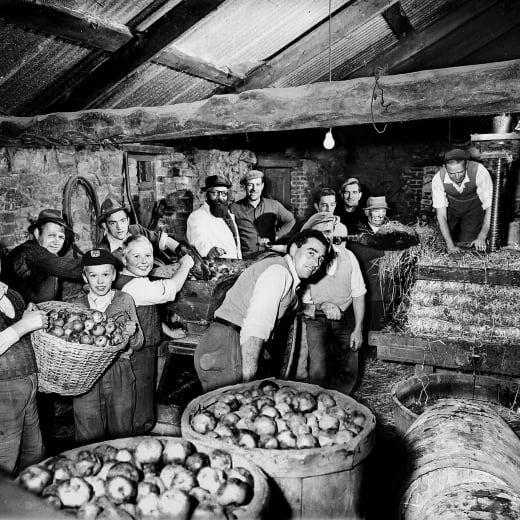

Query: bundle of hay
406;280;520;343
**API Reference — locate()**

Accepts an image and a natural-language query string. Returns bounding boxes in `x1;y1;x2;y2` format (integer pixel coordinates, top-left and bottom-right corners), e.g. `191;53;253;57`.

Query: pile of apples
17;438;254;520
45;308;126;348
190;380;367;449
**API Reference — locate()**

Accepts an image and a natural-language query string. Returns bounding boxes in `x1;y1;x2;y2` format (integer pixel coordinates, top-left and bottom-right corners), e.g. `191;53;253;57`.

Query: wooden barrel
42;436;270;520
391;373;520;435
181;378;376;520
400;399;520;520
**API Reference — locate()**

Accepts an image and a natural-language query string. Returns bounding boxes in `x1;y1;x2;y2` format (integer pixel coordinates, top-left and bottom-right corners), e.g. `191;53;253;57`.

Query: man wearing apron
432;149;492;253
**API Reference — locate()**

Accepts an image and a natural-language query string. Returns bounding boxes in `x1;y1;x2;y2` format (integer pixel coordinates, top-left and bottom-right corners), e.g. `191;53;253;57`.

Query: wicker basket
31;301;127;396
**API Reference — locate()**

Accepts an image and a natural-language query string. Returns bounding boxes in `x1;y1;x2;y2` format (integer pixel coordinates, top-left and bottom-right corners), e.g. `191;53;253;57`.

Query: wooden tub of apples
16;436;270;520
182;379;376;520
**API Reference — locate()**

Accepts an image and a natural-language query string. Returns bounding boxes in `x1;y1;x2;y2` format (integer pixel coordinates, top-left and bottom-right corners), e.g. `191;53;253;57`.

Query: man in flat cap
230;170;295;258
432;148;492;253
300;213;366;394
1;209;83;304
97;195;196;267
335;177;368;235
313;187;348;244
186;175;242;259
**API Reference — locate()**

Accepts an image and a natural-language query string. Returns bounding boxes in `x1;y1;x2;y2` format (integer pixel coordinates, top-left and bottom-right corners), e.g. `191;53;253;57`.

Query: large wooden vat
181;379;376;520
391;372;520;435
400;399;520;520
39;436;270;520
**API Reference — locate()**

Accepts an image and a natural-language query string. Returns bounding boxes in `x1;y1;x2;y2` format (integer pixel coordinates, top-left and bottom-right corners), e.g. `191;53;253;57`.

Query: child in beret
71;248;143;443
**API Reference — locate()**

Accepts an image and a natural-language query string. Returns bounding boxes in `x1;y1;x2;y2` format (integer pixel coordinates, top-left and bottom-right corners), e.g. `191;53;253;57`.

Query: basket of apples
31;301;131;396
16;436;270;520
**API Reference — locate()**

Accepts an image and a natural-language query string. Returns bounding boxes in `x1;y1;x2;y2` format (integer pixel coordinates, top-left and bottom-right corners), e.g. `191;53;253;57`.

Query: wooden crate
369;331;520;377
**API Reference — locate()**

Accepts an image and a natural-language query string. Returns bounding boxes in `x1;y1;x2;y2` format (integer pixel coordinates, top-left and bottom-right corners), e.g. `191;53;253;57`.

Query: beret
82;248;118;267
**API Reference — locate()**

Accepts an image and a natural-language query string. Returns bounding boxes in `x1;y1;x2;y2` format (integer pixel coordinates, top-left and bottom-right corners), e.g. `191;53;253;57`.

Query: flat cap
301;212;339;231
241;169;264;184
444;148;469;162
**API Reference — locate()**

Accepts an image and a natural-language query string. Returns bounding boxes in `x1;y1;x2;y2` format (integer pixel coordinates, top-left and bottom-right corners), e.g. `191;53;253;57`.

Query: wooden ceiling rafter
237;0;400;92
1;59;519;147
345;0;520;78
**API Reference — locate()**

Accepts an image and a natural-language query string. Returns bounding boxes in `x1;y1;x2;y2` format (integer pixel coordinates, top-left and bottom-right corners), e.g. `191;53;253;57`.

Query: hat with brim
301;212;339;231
97;196;130;226
28;209;73;234
444;148;469;162
241;170;264;185
202;175;232;191
364;196;389;211
82;248;118;267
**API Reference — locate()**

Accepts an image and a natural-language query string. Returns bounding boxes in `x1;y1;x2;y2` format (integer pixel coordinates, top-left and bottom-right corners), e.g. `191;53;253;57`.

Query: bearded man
186;176;242;259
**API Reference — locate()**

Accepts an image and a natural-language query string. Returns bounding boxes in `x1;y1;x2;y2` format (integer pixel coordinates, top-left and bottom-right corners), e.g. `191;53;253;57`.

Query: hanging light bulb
323;128;335;150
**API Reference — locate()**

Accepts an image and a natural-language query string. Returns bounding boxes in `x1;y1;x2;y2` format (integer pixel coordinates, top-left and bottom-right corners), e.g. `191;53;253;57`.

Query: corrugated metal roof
401;0;460;31
98;64;219;109
173;0;351;74
0;22;90;115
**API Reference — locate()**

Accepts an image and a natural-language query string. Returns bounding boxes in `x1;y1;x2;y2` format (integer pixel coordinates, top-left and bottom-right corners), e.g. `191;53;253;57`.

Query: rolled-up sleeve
121;277;179;306
241;265;293;341
348;251;367;298
431;172;448;209
476;164;493;210
0;327;20;357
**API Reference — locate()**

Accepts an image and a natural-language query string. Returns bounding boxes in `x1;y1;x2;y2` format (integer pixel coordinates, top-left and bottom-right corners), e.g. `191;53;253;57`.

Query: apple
143;475;166;494
107;461;140;482
57;476;93;507
51;458;77;482
335;429;355;444
92;324;106;337
275;418;289;432
171;467;197;492
137;493;161;517
235;417;255;431
318;414;340;431
189;485;212;503
160;464;185;488
191;501;228;520
237;404;258;421
70;319;84;333
69;332;81;343
105;475;137;504
75;450;102;477
277;430;297;449
209;449;232;471
254;396;275;410
234;389;253;404
137;480;160;499
210;401;232;420
317;392;337;409
104;319;116;334
352;410;366;427
18;465;53;494
197;466;226;494
191;412;217;434
92;335;108;348
258;379;280;396
217;478;251;507
259;435;279;449
259;405;280;419
83;318;95;332
110;333;123;346
283;412;306;428
84;476;106;498
163;439;195;465
291;423;311;436
91;310;105;324
327;406;347;420
274;387;296;406
53;318;65;328
43;454;68;471
297;433;319;449
158;488;192;520
292;392;317;413
134;437;163;465
119;502;136;517
236;429;259;449
115;449;134;463
214;423;236;438
318;430;336;447
48;310;59;321
253;416;277;436
80;334;94;345
97;461;116;480
221;412;241;427
63;327;73;339
218;393;239;411
49;325;65;338
43;494;62;510
185;452;210;474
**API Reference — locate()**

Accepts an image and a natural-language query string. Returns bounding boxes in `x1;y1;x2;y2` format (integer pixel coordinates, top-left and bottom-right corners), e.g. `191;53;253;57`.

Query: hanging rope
370;72;392;134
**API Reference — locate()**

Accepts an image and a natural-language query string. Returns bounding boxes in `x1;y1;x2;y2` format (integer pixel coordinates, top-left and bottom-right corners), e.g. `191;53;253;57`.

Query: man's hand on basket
12;303;48;337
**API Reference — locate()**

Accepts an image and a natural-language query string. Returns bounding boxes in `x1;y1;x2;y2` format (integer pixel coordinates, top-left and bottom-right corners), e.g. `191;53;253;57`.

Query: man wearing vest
432;148;492;253
194;229;329;392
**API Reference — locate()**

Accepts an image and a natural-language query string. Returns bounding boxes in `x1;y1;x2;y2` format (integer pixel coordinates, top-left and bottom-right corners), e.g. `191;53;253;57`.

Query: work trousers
194;321;242;392
447;194;485;243
73;358;135;443
131;346;157;435
305;308;358;395
0;374;44;476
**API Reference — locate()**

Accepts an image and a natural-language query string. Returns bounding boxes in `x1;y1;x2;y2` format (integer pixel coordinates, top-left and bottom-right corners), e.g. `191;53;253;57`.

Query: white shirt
240;256;300;341
186;203;242;259
88;290;116;312
431;163;492;210
120;270;180;306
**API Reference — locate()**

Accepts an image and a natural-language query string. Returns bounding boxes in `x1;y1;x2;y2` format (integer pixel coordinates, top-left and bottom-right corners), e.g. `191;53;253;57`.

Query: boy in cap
432;148;492;253
300;213;366;394
187;175;242;259
71;248;143;443
115;236;194;434
230;170;295;258
1;209;83;304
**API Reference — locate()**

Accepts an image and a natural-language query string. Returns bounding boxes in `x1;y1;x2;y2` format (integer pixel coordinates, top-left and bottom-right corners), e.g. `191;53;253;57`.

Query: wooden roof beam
346;0;520;78
1;59;519;147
